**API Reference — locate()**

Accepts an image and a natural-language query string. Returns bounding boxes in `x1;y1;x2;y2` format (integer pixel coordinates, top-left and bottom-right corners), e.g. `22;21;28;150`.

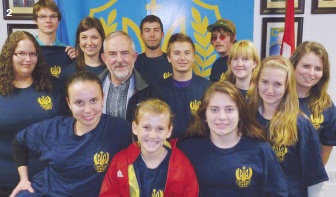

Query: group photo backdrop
55;0;254;79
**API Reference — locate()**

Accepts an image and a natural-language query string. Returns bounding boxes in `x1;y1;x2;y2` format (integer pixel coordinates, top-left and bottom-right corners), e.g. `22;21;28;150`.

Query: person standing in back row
290;41;336;165
59;17;106;83
159;33;211;138
208;18;236;82
99;31;161;122
135;15;173;84
33;0;76;78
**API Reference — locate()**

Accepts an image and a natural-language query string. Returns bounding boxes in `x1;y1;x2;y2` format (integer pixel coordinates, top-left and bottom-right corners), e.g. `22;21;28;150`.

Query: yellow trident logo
163;72;173;79
38;96;53;110
94;151;110;172
235;166;253;188
151;189;164;197
273;145;288;163
50;65;61;78
310;114;324;130
190;100;201;114
219;72;226;81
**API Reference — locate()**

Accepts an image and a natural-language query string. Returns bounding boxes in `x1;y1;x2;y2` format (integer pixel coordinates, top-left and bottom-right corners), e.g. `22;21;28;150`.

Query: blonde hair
289;41;331;120
226;40;260;98
249;56;298;146
226;40;260;82
133;99;174;127
132;99;174;144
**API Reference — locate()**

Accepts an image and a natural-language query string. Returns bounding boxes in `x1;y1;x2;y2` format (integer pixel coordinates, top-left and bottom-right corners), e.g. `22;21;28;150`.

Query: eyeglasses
211;34;229;42
37;14;58;20
14;52;38;59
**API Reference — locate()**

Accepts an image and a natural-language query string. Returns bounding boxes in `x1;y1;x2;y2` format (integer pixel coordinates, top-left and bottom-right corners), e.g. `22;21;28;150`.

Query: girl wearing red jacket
100;99;199;197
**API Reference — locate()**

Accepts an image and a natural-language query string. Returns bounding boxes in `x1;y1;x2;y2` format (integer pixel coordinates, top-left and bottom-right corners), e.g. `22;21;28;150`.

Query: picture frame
311;0;336;14
261;17;303;58
3;0;38;20
260;0;305;14
7;24;38;37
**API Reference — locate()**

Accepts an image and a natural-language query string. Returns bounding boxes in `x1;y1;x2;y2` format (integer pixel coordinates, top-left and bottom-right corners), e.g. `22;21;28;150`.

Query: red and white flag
280;0;295;58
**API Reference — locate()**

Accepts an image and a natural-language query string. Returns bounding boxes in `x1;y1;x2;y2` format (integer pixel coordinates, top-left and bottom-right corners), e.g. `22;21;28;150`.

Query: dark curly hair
0;31;53;96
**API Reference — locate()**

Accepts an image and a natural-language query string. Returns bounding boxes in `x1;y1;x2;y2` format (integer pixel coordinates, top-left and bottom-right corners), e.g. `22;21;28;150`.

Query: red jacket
100;139;199;197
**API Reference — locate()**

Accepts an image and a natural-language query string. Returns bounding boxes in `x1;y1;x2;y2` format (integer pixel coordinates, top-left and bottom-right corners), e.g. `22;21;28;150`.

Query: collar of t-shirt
35;36;66;46
172;78;192;88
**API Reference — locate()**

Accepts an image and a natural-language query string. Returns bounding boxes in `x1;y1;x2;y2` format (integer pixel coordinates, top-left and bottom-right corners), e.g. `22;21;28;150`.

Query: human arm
307;182;324;197
262;144;288;197
9;166;35;197
10;138;34;197
179;151;199;197
99;155;122;197
321;145;333;165
65;46;76;59
299;117;329;188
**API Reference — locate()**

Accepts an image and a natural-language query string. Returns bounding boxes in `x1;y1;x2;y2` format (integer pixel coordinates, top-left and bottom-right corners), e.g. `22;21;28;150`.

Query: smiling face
12;39;38;79
294;52;323;95
141;22;164;51
79;28;103;59
206;92;240;142
102;34;137;85
67;80;103;134
132;111;172;155
35;8;59;35
167;41;194;75
231;54;256;81
258;67;287;109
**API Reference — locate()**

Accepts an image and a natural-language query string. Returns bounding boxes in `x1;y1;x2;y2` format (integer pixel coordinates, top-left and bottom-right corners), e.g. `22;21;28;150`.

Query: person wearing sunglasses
207;18;237;82
32;0;75;78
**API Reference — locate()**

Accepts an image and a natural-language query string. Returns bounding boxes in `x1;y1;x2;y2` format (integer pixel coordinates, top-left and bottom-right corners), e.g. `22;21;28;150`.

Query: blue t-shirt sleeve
260;143;288;196
16;119;52;156
320;103;336;146
298;116;329;186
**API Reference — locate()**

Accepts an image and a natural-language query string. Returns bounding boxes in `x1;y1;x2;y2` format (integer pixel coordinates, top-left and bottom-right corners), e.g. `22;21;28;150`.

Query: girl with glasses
0;31;68;197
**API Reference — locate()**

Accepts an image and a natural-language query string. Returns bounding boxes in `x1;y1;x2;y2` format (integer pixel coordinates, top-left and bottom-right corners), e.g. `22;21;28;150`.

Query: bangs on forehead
231;44;254;59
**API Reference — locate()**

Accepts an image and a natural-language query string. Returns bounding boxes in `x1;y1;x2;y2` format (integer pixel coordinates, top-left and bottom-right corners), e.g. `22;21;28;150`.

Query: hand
9;179;35;197
65;46;76;59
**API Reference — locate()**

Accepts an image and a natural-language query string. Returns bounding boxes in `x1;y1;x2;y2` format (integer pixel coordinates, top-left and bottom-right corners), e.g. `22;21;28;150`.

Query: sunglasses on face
211;34;229;42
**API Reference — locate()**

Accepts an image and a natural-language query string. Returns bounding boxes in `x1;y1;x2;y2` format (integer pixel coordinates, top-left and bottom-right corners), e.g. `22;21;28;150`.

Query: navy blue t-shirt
41;46;73;78
256;112;329;197
15;114;132;197
59;61;106;83
299;97;336;146
133;149;171;197
210;56;228;82
159;75;211;138
134;53;173;84
0;81;67;189
179;136;288;197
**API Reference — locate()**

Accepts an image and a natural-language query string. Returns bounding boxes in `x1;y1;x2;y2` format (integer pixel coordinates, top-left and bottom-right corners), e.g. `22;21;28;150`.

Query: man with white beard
99;31;161;122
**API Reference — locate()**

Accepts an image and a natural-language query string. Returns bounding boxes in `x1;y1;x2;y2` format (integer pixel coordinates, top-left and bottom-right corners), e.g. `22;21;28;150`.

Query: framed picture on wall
261;17;303;58
7;24;38;37
312;0;336;14
3;0;38;20
260;0;305;14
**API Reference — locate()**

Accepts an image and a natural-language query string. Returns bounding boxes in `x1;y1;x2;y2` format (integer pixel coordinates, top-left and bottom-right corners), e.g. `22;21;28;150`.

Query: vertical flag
280;0;295;58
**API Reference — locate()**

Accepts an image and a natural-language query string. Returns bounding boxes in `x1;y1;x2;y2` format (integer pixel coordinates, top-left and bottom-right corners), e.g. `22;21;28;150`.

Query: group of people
0;0;335;197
